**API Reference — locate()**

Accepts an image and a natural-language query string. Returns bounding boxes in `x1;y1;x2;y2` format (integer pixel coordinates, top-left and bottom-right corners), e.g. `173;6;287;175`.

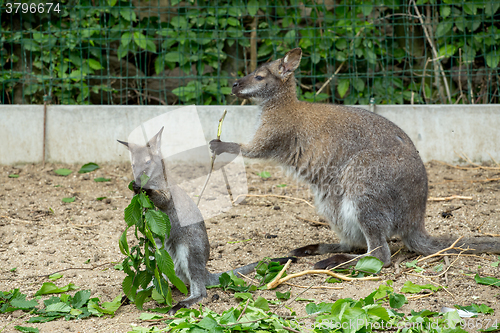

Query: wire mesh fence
1;0;499;105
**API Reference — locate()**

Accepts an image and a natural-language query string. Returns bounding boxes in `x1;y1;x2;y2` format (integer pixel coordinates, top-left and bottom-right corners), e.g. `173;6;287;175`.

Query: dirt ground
1;160;499;332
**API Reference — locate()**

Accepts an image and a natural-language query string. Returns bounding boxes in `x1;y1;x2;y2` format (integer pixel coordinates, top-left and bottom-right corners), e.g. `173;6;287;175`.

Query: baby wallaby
210;47;500;269
119;128;292;314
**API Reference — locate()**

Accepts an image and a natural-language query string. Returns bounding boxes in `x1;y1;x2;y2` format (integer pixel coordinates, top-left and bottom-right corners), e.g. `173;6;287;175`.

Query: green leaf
155;249;188;295
96;197;107;201
88;294;121;315
8;174;19;178
234;292;253;301
120;8;136;22
94;177;111;182
355;256;383;274
474;274;500;287
121;32;132;47
62;197;76;203
45;302;71;313
389;293;406;308
48;273;63;281
485;51;500;68
257;171;271;179
400;281;441;293
124;196;141;227
361;3;373;16
485;2;500;17
145;210;169;239
165;51;181;63
14;326;39;333
140;174;150;188
197;316;223;332
437;44;457;58
55;168;72;176
247;0;259;16
440;5;451;17
133;32;148;50
72;290;91;309
276;291;291;300
87;59;103;70
34;282;79;296
10;296;39;310
79;162;99;173
119;228;130;256
363;48;377;64
154;56;165;75
337;79;350;98
254;296;269;311
353;78;365;92
435;20;453;37
139;312;164;320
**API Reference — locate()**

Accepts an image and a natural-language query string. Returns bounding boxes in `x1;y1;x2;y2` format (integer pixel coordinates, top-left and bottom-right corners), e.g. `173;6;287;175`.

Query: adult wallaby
210;47;500;269
119;128;292;314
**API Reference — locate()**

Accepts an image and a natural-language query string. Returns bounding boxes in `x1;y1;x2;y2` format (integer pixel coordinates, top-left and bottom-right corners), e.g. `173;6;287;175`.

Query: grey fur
210;47;500;269
119;128;261;314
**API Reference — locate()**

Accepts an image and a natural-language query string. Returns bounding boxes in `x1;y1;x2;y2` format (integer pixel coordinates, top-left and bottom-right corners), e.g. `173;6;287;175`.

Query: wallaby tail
206;257;296;286
403;229;500;256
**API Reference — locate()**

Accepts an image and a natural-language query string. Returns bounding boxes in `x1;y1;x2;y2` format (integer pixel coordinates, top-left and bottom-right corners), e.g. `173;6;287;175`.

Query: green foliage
94;177;111;182
2;0;499;105
61;197;75;203
256;171;271;179
475;274;500;287
120;178;186;310
54;168;72;176
0;288;120;324
8;174;19;178
78;162;100;173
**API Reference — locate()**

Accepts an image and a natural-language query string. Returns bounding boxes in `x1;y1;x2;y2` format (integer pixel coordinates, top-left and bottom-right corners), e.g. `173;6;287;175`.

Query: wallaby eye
255;75;264;81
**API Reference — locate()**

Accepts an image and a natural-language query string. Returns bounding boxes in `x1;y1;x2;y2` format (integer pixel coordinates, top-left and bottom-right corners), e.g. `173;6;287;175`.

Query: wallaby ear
117;140;129;148
148;127;164;154
278;48;302;80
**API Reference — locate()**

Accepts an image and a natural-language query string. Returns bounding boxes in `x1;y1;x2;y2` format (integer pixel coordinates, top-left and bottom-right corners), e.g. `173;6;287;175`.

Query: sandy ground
0;160;499;332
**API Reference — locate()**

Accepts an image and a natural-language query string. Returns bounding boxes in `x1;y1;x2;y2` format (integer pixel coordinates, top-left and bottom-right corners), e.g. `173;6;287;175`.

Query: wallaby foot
288;243;363;257
313;254;359;269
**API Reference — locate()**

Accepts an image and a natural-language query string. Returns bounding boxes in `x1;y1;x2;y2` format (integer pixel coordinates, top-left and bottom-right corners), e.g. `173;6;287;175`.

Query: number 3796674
5;3;61;14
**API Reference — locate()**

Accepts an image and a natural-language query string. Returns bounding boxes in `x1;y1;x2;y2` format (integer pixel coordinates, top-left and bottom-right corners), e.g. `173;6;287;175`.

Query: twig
329;246;382;270
283;282;343;290
457;48;465;104
482;232;500;237
295;215;328;226
237;299;251;321
197;109;227;206
488;153;500;167
406;272;455;299
457;151;500;170
407;293;433;300
267;259;293;289
283;326;301;333
417;236;464;263
133;89;166;105
412;0;452;103
427;195;472;202
316;62;345;96
232;194;315;208
267;270;379;290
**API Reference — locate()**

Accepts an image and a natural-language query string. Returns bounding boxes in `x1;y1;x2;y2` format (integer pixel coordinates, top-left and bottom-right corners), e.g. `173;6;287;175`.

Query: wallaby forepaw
287;244;321;257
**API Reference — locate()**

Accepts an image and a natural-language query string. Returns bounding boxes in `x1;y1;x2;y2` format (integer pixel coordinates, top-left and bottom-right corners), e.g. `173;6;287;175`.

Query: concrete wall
1;104;499;164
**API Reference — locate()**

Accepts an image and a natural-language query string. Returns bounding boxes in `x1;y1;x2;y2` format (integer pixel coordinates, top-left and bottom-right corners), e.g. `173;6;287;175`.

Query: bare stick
284;282;343;290
267;259;293;289
412;0;452;103
427;195;472;202
417;236;464;263
488;153;500;167
232;194;315;208
316;62;345;96
295;215;329;226
237;299;251;321
197;109;227;206
329;246;382;271
406;272;455;298
268;270;379;290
